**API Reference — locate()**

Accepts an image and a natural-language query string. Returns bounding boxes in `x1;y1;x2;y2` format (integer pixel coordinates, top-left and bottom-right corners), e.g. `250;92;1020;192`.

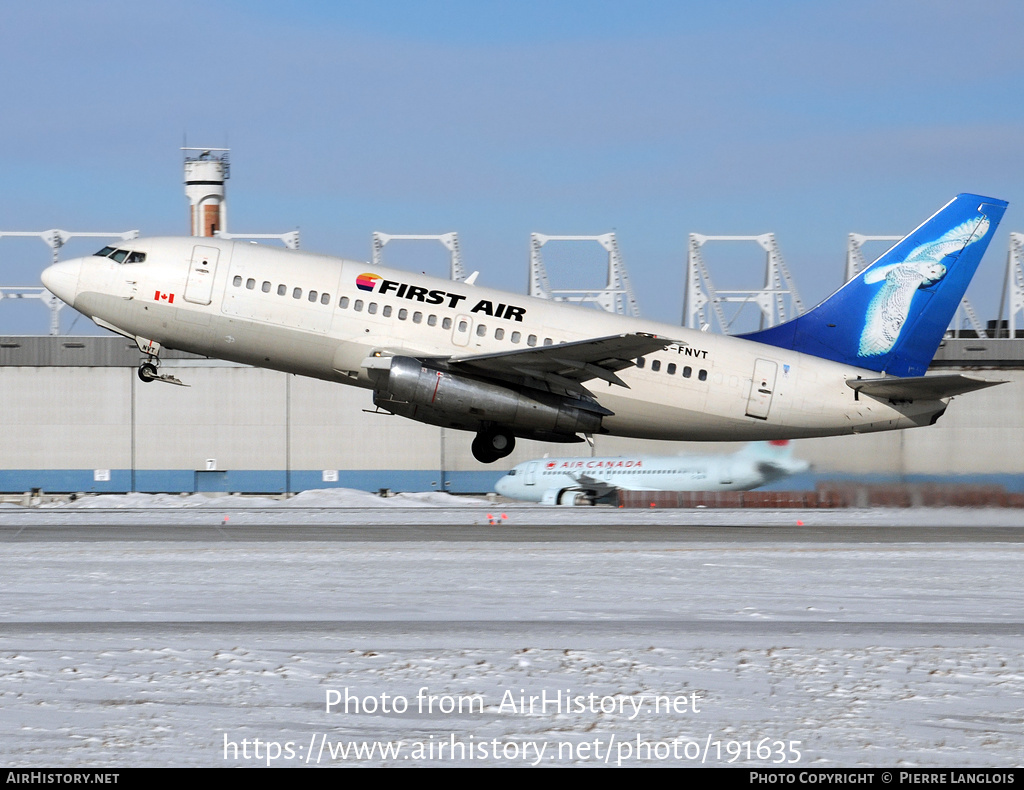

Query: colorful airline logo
554;459;643;469
154;290;174;304
356;273;381;292
351;273;528;321
857;216;988;358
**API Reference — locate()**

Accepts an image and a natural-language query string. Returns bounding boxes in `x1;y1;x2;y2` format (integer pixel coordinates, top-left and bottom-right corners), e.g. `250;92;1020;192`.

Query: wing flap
447;332;668;388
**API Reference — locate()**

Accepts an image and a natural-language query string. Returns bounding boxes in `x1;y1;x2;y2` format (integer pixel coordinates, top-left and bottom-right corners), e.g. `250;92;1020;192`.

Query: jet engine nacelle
368;356;604;439
540;488;591;506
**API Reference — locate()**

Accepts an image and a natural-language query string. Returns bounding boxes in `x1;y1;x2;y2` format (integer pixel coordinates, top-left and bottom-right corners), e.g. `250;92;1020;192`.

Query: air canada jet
41;193;1007;464
495;440;810;505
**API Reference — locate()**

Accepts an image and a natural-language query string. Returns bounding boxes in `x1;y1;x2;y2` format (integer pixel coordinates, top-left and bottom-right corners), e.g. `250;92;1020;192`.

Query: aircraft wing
565;472;619;500
444;332;668;392
846;373;1004;401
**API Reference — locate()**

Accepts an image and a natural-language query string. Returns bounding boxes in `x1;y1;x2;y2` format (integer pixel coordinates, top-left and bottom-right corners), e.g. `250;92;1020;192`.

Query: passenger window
683;366;691;378
262;281;271;293
399;309;408;320
458;320;467;332
442;317;452;329
340;296;350;308
367;302;378;314
354;300;363;311
293;287;302;299
321;293;330;305
527;334;537;346
511;331;521;343
494;327;504;339
233;276;242;287
308;290;318;303
636;357;646;369
246;278;256;290
413;312;422;324
667;363;676;375
427;315;437;327
383;305;392;317
651;360;661;372
476;324;487;336
698;369;708;381
543;338;552;346
278;284;286;296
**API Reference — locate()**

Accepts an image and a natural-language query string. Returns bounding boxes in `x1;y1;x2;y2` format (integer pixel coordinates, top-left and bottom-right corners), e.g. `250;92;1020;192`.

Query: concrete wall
1;340;1021;493
0;361;560;493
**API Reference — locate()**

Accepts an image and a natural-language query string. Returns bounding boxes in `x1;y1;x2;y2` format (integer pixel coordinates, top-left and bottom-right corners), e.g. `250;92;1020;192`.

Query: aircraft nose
494;476;509;495
41;259;82;306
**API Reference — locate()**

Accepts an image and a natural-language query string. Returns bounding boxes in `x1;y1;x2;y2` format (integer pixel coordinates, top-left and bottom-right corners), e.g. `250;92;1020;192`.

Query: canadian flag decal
154;291;175;303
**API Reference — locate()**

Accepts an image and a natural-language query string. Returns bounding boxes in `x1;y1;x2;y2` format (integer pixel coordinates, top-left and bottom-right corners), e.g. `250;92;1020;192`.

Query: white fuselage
495;447;810;503
41;237;948;445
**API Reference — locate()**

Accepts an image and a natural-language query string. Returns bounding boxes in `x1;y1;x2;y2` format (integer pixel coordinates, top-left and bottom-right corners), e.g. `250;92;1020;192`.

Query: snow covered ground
1;493;1021;767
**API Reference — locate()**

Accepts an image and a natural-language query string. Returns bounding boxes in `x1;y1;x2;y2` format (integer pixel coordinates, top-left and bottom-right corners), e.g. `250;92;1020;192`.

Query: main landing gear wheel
138;362;158;382
471;429;516;464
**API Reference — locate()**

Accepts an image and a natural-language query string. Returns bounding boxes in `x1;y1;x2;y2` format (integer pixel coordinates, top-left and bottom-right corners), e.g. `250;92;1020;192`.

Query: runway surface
1;505;1022;767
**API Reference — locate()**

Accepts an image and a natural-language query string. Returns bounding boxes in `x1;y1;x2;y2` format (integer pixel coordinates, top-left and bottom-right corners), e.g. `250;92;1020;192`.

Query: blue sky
1;0;1022;333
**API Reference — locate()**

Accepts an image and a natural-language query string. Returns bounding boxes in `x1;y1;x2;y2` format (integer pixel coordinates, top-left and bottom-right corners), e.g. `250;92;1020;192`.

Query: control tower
183;147;229;236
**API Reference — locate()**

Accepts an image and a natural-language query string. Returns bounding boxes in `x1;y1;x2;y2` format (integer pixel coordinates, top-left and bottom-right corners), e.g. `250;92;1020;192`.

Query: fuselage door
452;314;473;347
745;358;778;419
184;245;219;305
525;462;538;486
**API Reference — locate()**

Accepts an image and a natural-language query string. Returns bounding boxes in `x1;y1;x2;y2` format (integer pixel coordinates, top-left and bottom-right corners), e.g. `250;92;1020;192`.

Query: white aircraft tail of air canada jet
495;440;810;505
41;193;1007;463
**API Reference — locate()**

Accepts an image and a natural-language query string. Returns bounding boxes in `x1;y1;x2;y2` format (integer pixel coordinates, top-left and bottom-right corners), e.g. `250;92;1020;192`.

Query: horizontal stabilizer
846;373;1004;401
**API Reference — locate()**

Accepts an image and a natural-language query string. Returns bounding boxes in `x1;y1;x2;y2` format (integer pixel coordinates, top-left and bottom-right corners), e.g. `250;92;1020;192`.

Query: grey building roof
3;334;1024;368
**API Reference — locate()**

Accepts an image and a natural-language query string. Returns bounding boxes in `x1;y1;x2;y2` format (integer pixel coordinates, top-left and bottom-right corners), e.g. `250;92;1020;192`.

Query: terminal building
0;335;1021;495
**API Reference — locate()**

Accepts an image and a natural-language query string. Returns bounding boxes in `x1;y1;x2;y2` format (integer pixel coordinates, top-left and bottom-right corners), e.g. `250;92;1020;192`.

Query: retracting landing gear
134;337;188;386
137;357;187;386
471;429;516;464
138;362;158;382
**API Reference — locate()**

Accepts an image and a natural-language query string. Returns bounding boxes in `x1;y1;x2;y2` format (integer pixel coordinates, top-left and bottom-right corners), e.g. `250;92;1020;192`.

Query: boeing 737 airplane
495;441;810;505
40;193;1006;463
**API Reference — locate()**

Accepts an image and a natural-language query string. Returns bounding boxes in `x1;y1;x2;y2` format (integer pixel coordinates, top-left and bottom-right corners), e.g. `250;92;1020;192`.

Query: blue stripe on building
0;469;508;494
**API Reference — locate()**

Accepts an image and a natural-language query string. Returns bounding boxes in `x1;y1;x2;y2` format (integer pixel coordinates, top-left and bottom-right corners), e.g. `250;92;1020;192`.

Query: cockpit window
92;246;145;264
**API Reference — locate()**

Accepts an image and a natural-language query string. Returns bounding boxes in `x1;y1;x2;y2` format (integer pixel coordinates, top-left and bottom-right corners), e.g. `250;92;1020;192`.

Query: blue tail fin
739;194;1008;377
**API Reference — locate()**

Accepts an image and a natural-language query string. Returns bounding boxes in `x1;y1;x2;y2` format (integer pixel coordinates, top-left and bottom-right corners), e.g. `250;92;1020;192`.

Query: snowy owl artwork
857;216;990;357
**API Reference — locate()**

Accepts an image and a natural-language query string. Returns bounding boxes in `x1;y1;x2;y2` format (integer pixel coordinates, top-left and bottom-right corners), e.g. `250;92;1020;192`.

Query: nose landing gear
138;362;159;382
133;336;188;386
136;357;188;387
